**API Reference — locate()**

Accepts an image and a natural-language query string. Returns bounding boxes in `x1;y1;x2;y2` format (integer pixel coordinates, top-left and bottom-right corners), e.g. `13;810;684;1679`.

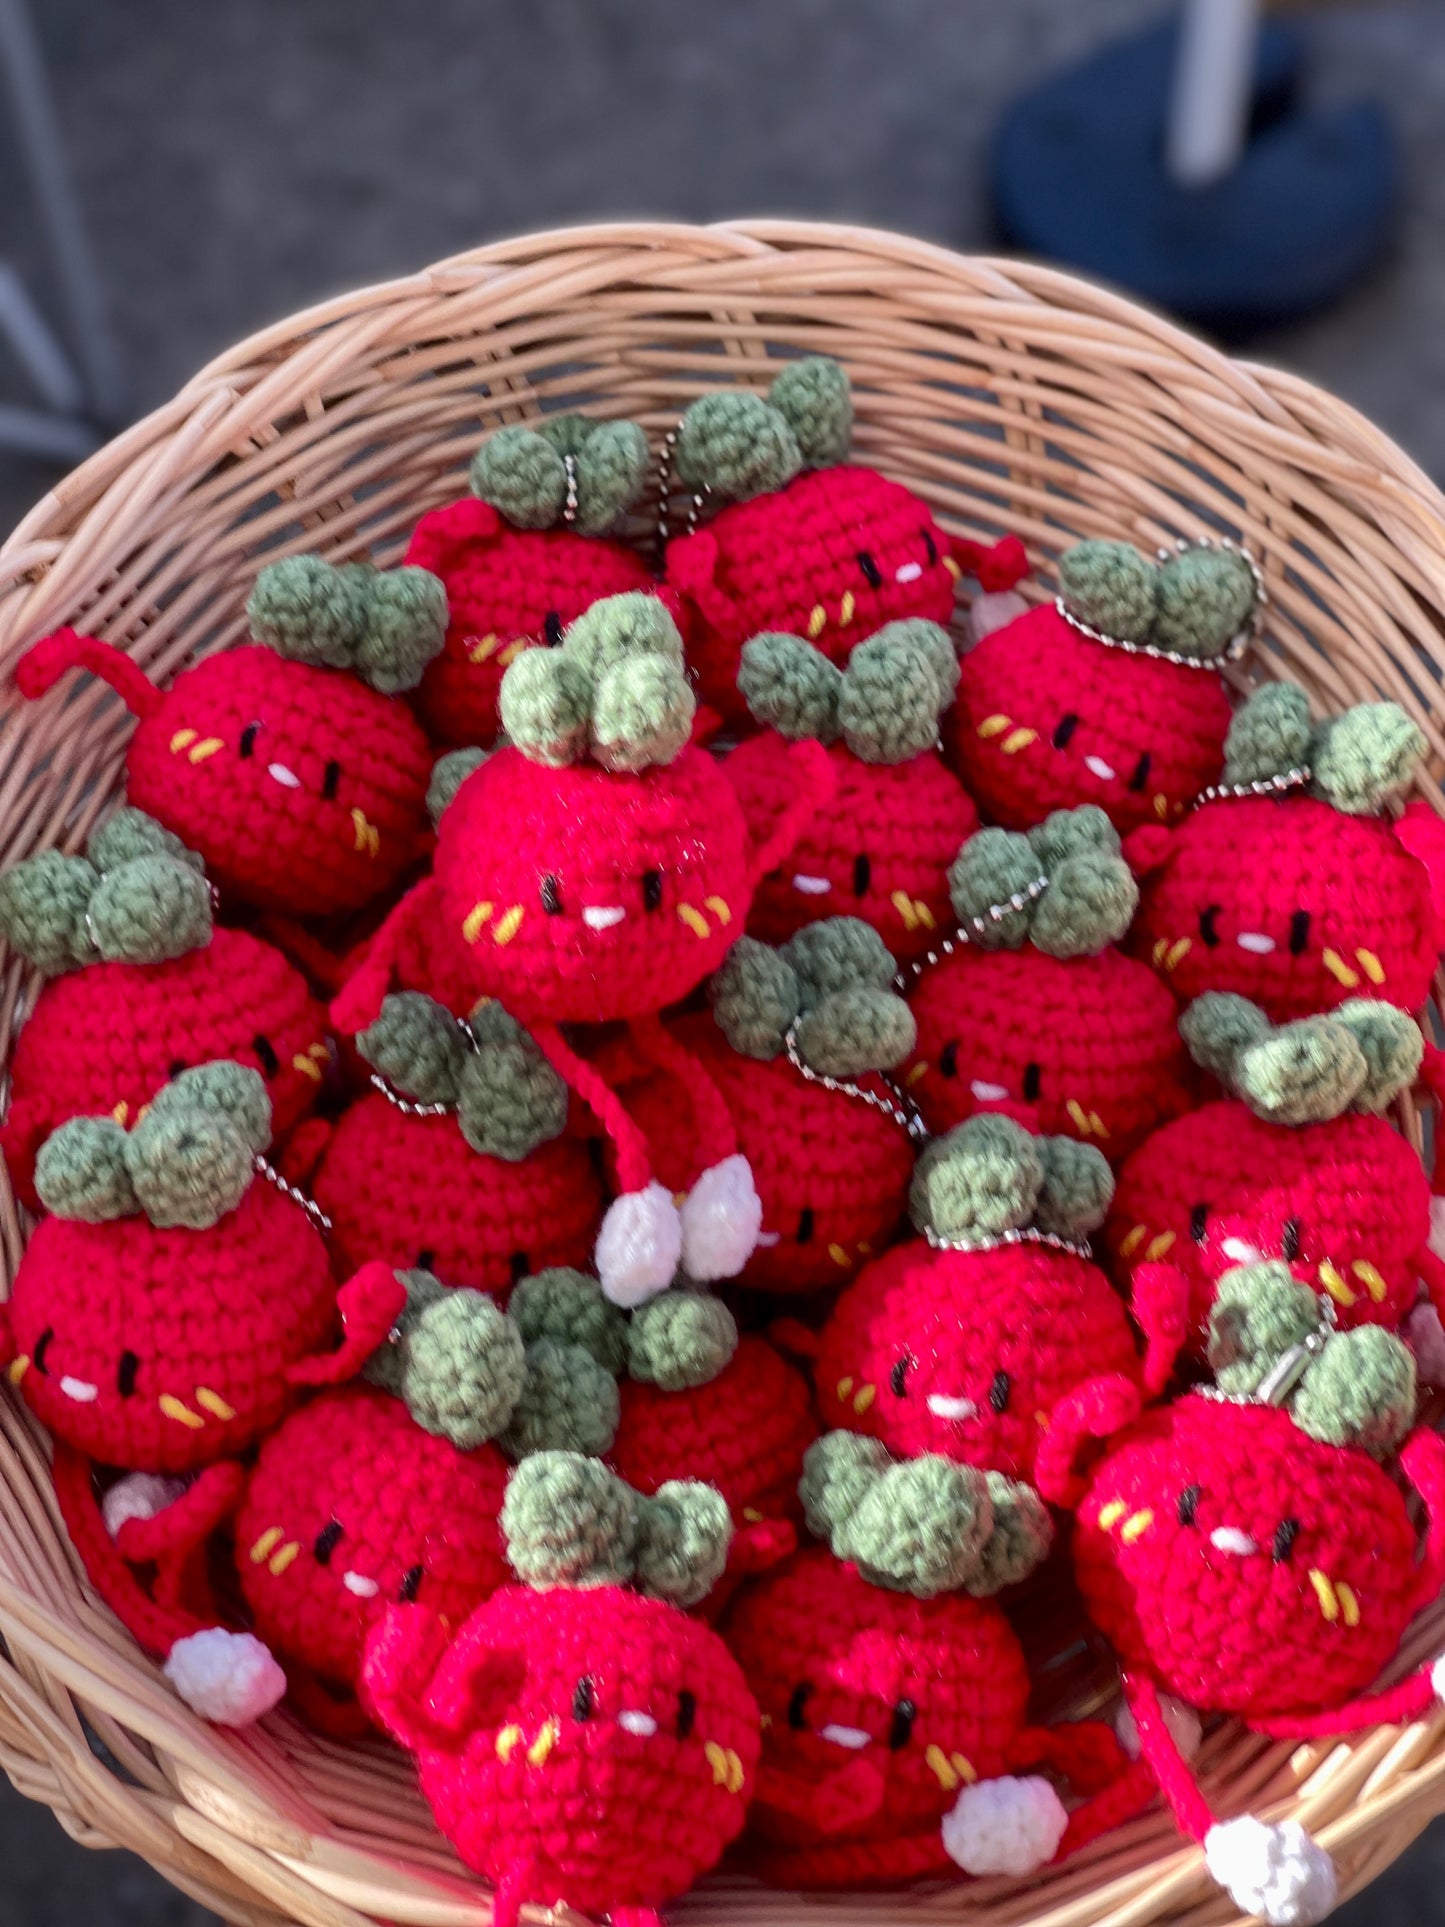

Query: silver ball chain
923;1223;1094;1261
1193;767;1312;808
369;1071;450;1118
252;1153;332;1236
783;1021;930;1143
561;453;580;526
1056;534;1267;670
894;874;1050;992
654;422;709;557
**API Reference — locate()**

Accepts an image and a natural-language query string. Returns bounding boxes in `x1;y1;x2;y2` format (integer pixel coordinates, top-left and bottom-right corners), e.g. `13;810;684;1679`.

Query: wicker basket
0;219;1443;1927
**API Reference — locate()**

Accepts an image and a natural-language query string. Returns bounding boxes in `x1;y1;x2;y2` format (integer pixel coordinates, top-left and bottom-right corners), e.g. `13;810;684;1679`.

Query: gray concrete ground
3;1;1445;1919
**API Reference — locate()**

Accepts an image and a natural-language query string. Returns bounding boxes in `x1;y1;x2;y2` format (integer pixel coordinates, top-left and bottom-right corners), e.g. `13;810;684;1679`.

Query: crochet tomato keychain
405;413;655;744
303;991;602;1296
725;622;979;962
0;808;328;1209
362;1451;760;1927
948;536;1254;833
14;554;447;917
726;1432;1138;1886
602;920;918;1292
1109;992;1441;1347
661;356;1013;724
1130;681;1445;1019
1037;1260;1445;1926
332;591;833;1305
806;1114;1183;1483
0;1064;405;1723
901;806;1191;1159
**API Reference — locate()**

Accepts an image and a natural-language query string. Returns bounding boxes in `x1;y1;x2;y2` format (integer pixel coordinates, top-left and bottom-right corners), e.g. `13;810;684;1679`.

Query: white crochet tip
1405;1300;1445;1387
1429;1652;1445;1705
1203;1816;1338;1926
680;1154;763;1282
102;1471;188;1540
1115;1691;1203;1764
595;1181;684;1307
164;1629;286;1727
963;589;1029;650
941;1774;1068;1877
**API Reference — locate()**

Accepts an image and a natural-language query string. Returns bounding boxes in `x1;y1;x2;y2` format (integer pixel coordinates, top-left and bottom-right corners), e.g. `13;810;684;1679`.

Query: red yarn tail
1130;1261;1191;1398
1033;1373;1143;1509
357;1603;459;1751
627;1013;738;1169
1403;1426;1445;1611
532;1021;654;1195
1058;1760;1160;1859
1123;1673;1216;1846
15;629;164;721
1415;1241;1445;1326
51;1444;209;1658
329;879;436;1035
1008;1717;1128;1794
1249;1669;1440;1744
287;1260;409;1388
949;533;1030;594
747;738;838;886
113;1461;244;1567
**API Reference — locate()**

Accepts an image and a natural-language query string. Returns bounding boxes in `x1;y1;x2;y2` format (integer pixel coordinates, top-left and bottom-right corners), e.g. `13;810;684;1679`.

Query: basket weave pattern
0;220;1442;1926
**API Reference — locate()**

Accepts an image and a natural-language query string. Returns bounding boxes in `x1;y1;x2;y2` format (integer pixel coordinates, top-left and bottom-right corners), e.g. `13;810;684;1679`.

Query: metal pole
1165;0;1261;188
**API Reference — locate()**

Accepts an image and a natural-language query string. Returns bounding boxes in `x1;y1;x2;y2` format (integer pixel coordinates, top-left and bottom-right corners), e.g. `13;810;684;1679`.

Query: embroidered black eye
416;1248;436;1272
939;1041;958;1079
252;1033;279;1078
988;1370;1011;1414
1177;1483;1201;1526
543;610;564;646
117;1350;139;1398
787;1682;813;1730
1128;751;1152;793
321;759;341;801
857;550;883;589
642;869;663;912
1022;1061;1041;1102
796;1207;815;1245
398;1564;423;1603
1289;910;1311;955
541;873;562;915
572;1676;595;1721
1052;713;1079;749
676;1689;697;1739
509;1250;530;1284
888;1698;917;1749
921;528;938;567
1190;1203;1209;1243
167;1058;187;1080
1281;1218;1301;1262
890;1355;913;1398
1199;905;1221;947
313;1520;343;1566
1273;1518;1300;1563
238;722;260;759
33;1327;52;1375
852;853;871;897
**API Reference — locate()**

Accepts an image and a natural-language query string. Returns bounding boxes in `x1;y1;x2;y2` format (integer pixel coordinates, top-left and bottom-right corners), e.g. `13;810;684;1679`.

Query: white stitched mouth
583;906;626;931
618;1710;658;1737
1084;755;1116;782
970;1079;1010;1103
342;1571;380;1598
755;1231;781;1247
267;762;302;789
792;875;833;896
1237;932;1276;955
59;1376;98;1402
1209;1527;1259;1557
820;1723;871;1750
1221;1236;1262;1263
927;1393;978;1422
895;561;923;584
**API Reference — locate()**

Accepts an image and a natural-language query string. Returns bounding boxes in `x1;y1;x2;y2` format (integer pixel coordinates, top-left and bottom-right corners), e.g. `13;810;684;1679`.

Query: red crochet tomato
311;1093;603;1300
903;945;1192;1161
1073;1397;1426;1718
363;1587;759;1922
1;927;329;1212
815;1239;1142;1482
665;467;957;724
1109;1102;1433;1346
405;499;655;745
947;603;1232;833
726;735;978;964
236;1385;509;1693
1131;793;1445;1020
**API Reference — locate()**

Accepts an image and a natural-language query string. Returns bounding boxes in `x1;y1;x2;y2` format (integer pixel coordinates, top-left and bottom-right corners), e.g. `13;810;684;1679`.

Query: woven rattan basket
0;219;1443;1927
